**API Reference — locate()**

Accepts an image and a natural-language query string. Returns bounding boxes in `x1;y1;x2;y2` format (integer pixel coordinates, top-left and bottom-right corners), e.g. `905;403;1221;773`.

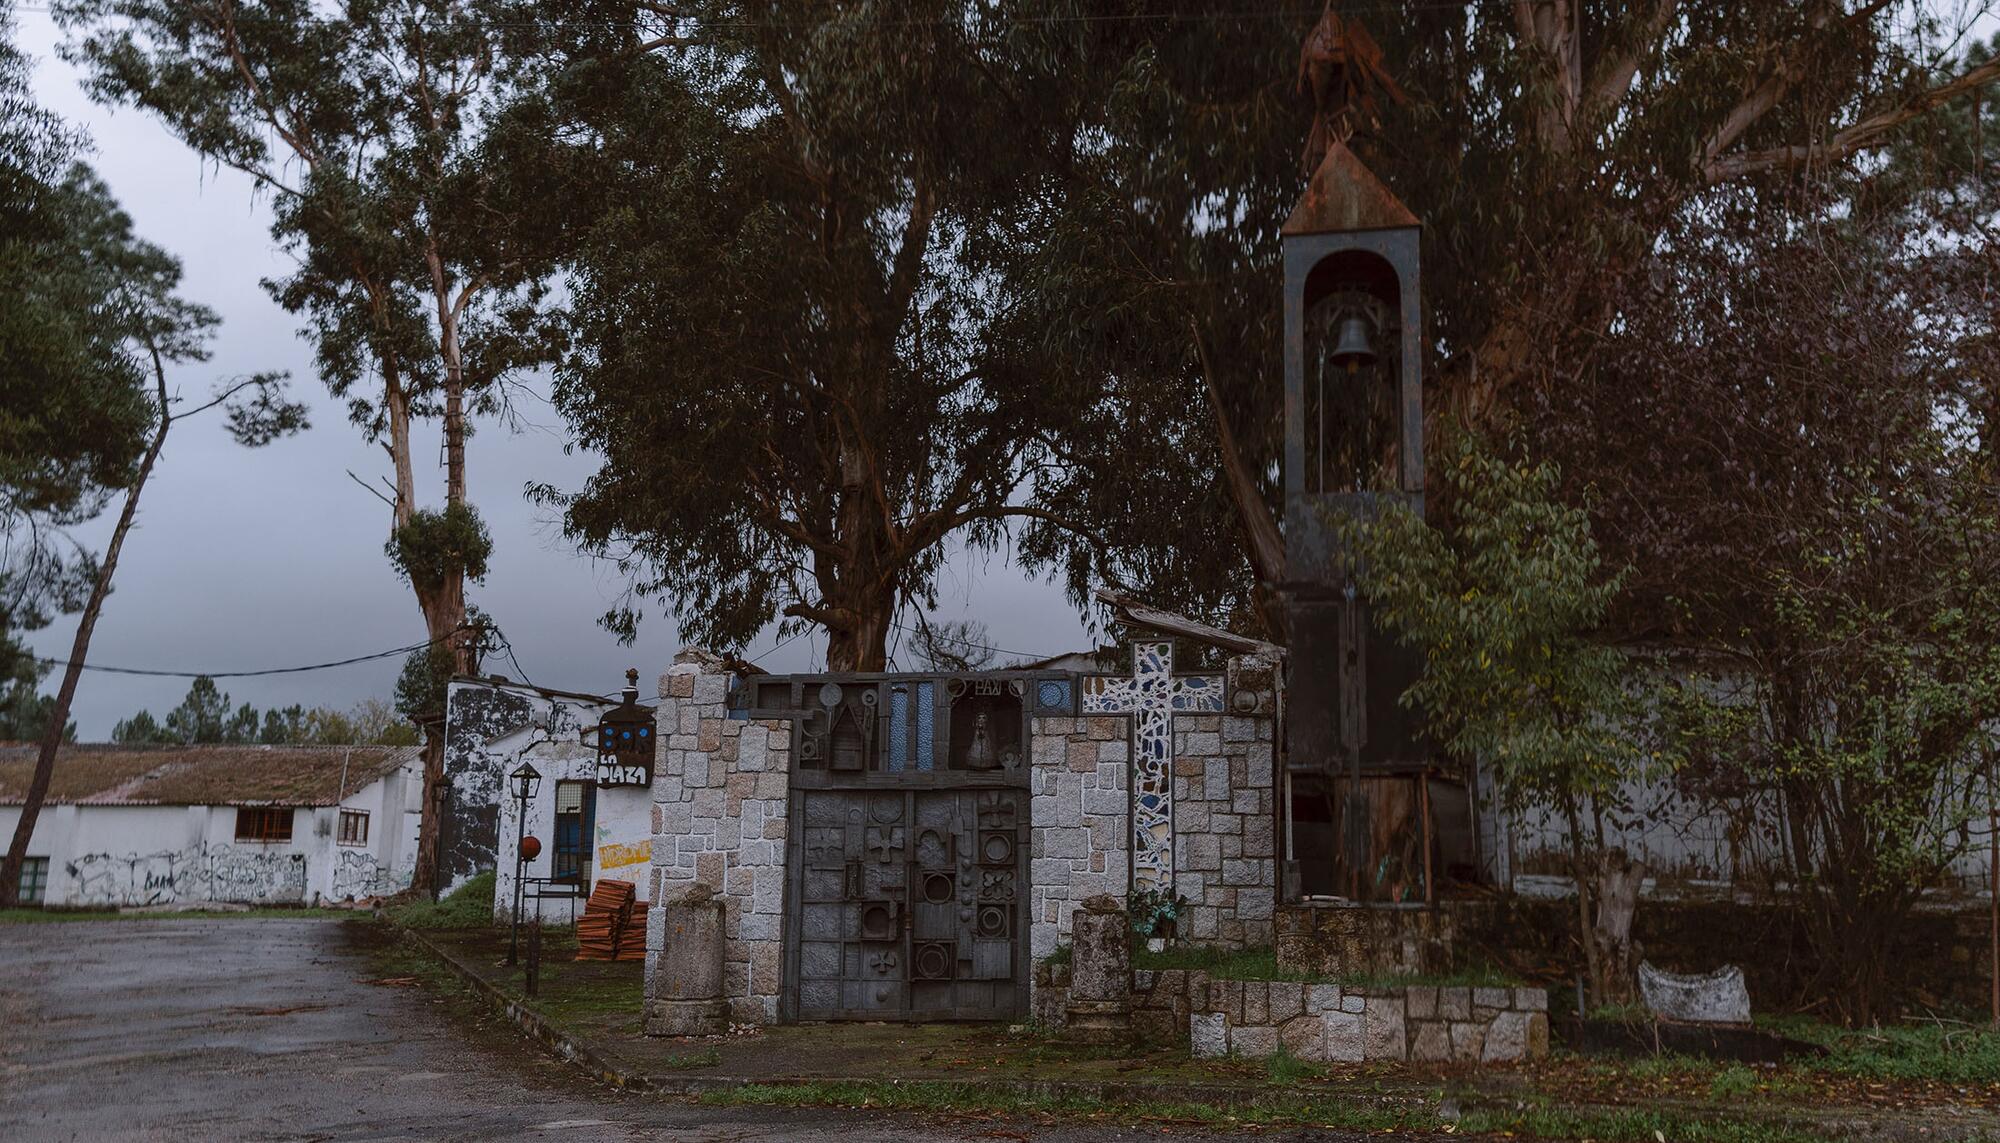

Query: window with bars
16;856;47;905
234;806;294;843
337;809;369;846
553;780;593;882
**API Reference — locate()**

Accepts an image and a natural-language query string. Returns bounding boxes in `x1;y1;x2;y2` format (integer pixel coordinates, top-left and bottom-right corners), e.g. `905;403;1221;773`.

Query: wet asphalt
0;917;1393;1142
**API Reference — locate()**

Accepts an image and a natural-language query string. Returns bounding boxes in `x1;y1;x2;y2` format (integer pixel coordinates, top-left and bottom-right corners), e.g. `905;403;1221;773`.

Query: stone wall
1028;715;1130;962
1274;902;1458;978
646;651;792;1025
1141;972;1548;1064
1170;653;1279;946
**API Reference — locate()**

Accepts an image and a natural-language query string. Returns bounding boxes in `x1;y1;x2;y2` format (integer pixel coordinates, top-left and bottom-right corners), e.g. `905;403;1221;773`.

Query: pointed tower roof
1282;140;1418;236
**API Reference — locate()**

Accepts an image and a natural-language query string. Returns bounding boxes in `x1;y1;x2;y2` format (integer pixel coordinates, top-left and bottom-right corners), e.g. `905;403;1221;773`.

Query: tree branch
1707;55;2000;182
1699;0;1893;179
1191;317;1286;587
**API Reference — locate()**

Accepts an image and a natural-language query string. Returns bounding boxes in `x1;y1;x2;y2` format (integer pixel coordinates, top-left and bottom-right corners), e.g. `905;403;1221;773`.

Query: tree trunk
1589;848;1645;1007
0;371;171;907
407;272;471;895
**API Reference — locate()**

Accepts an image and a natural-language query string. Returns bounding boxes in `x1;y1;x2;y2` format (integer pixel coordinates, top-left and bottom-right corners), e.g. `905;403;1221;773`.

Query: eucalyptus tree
56;0;572;890
522;1;1094;670
0;165;303;907
0;2;151;730
1006;1;2000;635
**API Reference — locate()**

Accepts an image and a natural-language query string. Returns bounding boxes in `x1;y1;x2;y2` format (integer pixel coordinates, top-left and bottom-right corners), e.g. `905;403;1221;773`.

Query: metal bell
1330;314;1376;374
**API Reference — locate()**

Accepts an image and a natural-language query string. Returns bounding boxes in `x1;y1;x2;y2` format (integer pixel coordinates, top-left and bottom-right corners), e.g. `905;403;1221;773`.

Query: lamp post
507;762;541;966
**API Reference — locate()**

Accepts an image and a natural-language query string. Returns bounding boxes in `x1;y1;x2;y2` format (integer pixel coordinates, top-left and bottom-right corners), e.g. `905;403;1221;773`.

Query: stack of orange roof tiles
575;878;635;961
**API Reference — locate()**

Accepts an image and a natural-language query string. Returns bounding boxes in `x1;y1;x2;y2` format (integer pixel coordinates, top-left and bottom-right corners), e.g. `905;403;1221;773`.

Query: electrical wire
31;626;467;679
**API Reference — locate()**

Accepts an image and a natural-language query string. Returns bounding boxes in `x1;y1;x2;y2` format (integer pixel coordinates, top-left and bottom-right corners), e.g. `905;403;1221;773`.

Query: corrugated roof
0;743;421;807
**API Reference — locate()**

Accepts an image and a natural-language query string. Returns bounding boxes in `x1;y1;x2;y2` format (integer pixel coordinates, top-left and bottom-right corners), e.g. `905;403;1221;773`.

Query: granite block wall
645;650;792;1025
1028;714;1130;962
1169;653;1279;947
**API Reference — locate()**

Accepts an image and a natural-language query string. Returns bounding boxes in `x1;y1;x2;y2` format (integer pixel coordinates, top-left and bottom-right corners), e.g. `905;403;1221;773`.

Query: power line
33;629;461;679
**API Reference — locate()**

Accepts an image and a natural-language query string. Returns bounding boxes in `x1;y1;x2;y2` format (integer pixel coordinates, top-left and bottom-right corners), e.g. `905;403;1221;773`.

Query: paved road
0;918;1397;1142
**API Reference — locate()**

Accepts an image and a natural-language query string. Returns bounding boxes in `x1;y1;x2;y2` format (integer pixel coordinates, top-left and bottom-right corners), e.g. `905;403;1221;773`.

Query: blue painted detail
888;685;909;773
1037;679;1071;711
915;682;935;771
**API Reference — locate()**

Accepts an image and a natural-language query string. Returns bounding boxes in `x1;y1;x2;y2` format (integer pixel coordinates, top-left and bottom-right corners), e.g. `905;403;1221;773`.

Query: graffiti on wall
441;679;606;895
329;848;412;900
64;844;310;907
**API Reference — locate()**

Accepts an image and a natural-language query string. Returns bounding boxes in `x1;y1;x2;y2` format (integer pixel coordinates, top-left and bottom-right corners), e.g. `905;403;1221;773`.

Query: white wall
442;677;652;922
0;756;422;908
491;747;656;924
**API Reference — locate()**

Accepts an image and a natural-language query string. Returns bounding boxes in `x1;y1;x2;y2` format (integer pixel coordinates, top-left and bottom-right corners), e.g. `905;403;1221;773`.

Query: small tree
1343;438;1659;1005
0;170;302;904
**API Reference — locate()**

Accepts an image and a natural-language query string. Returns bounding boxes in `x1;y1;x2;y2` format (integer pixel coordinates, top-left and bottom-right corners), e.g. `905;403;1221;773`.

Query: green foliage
395;608;499;721
386;870;496;929
1126;887;1184;939
1005;4;1998;635
0;660;73;742
385;504;491;596
1340;437;1656;821
524;1;1104;667
114;684;419;746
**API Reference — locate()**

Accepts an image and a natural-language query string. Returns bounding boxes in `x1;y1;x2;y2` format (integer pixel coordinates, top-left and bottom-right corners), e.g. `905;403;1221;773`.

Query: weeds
383;871;496;929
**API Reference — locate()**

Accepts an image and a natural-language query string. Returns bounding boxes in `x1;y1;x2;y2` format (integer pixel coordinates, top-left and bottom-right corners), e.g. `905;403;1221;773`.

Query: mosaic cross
1081;642;1225;893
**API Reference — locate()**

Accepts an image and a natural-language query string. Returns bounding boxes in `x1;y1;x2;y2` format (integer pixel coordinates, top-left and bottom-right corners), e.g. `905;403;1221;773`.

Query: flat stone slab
1640;961;1751;1026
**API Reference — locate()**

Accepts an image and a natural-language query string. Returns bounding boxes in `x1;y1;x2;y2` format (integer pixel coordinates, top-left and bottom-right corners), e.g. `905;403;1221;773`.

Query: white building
440;675;656;922
0;743;422;908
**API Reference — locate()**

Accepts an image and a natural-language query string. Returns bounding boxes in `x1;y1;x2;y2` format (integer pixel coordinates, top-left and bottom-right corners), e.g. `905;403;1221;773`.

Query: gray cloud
15;11;1095;738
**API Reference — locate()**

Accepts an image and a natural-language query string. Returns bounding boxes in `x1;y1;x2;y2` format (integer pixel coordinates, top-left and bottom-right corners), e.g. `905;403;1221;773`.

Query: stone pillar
1064;895;1133;1044
644;888;728;1036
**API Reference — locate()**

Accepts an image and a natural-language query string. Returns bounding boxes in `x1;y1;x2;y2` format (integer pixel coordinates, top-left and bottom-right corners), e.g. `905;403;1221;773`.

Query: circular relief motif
818;682;844;707
914;943;953;980
1037;681;1065;708
976;905;1008;938
922;872;954;904
982;833;1014;864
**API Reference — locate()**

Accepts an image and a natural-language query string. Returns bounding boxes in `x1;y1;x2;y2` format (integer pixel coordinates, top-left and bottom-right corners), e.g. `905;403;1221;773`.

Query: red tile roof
0;743;420;807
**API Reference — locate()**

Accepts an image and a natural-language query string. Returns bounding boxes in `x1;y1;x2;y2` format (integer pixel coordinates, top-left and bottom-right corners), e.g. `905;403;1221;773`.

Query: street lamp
507;762;542;966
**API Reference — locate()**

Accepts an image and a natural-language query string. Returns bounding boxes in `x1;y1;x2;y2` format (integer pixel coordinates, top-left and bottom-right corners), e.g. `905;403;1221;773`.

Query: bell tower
1280;140;1434;901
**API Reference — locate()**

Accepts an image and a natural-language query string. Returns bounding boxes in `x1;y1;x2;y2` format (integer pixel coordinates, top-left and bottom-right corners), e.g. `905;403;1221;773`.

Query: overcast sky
13;10;1096;739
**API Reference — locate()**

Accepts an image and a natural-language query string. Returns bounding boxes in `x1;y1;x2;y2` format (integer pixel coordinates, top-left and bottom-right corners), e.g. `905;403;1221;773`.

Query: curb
391;924;651;1091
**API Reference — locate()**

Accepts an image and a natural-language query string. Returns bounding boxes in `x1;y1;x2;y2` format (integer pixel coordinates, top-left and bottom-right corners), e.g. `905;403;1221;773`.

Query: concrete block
1482;1010;1531;1062
1279;1014;1325;1062
1438;987;1472;1020
1323;1010;1364;1062
1191;1011;1229;1059
1308;984;1341;1014
1515;987;1548;1012
1266;980;1303;1022
1364;996;1407;1061
1409;1020;1452;1061
1405;986;1438;1019
1229;1024;1278;1059
1449;1021;1486;1061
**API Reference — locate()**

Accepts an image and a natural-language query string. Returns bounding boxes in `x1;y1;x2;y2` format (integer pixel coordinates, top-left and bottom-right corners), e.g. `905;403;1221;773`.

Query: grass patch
656;1046;722;1070
698;1080;1425;1130
1264;1046;1320;1085
0;906;357;923
383;870;496;929
1776;1018;2000;1084
1129;942;1519;990
1039;943;1071;968
1459;1104;1822;1143
699;1078;1818;1141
